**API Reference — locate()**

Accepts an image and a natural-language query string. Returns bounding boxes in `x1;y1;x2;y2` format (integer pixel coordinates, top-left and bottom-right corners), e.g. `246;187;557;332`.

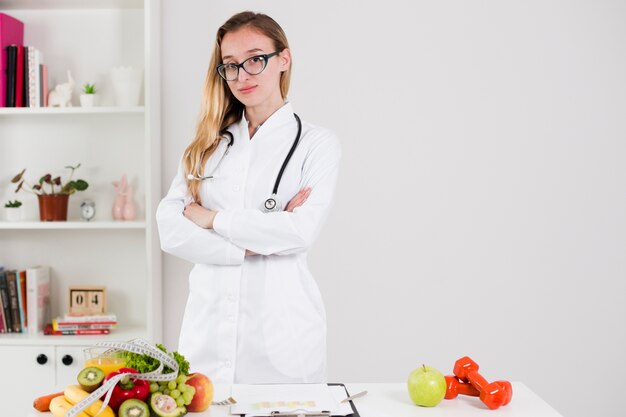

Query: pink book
0;13;24;107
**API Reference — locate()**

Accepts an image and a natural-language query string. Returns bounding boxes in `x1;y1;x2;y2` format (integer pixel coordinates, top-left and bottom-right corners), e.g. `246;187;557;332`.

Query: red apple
186;372;214;412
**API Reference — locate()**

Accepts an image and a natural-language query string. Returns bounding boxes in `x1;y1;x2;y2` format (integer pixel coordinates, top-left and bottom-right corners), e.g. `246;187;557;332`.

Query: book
27;46;42;108
22;44;28;106
0;12;24;107
16;270;28;332
60;313;117;322
0;270;5;333
41;63;48;107
5;44;16;107
52;319;116;332
6;270;22;333
0;269;14;332
53;324;116;332
15;44;23;107
26;265;50;334
44;323;111;336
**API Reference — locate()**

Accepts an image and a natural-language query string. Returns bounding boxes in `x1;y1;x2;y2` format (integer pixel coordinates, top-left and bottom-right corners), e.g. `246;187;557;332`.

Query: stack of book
0;265;50;334
1;12;48;108
46;313;117;336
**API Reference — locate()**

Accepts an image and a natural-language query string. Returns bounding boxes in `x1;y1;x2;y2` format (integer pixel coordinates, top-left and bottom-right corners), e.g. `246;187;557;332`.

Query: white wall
161;2;626;417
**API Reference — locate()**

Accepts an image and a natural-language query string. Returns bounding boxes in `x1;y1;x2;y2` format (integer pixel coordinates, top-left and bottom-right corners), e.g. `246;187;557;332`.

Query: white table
200;382;562;417
29;382;562;417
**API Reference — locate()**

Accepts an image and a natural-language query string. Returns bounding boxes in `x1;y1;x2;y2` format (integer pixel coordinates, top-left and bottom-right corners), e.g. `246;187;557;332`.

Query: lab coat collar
241;101;295;137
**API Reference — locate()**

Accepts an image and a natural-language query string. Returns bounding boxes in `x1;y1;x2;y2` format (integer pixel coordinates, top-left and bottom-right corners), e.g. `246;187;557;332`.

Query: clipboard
328;383;361;417
234;383;361;417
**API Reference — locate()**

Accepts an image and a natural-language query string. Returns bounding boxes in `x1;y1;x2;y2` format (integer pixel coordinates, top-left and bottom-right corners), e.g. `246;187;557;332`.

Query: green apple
407;364;447;407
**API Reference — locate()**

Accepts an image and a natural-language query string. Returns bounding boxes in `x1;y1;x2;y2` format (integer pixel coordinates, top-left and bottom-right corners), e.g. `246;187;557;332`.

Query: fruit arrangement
32;341;214;417
408;356;513;410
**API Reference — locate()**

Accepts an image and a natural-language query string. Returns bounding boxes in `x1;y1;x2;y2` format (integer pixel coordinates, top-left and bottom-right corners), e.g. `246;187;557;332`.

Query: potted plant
80;83;97;107
11;163;89;221
4;199;23;221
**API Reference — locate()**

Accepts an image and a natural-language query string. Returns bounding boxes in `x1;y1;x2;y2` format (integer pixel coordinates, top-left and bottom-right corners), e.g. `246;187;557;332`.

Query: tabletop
29;382;563;417
199;382;563;417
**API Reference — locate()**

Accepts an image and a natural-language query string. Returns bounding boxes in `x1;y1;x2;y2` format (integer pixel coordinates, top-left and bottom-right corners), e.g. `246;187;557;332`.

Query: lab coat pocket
262;262;326;380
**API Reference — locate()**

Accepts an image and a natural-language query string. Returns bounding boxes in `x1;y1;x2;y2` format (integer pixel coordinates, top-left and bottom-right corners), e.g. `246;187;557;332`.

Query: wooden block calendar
68;286;107;315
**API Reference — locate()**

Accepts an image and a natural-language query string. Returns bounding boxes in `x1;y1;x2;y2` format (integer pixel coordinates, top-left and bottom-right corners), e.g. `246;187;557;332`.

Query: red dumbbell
444;375;479;399
453;356;511;410
444;375;513;405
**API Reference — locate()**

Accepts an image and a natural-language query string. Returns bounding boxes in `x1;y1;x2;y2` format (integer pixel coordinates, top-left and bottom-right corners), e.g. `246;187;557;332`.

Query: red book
0;13;24;107
15;44;23;106
44;323;111;336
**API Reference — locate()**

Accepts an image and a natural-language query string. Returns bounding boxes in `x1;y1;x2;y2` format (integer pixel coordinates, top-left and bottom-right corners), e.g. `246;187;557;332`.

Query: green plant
12;163;89;195
83;83;96;94
4;199;22;208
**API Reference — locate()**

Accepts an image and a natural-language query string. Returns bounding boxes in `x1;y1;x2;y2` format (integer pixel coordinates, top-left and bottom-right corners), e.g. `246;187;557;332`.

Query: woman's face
220;26;290;109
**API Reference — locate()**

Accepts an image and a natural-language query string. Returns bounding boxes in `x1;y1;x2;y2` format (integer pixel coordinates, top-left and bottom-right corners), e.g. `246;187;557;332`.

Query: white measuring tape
66;339;179;417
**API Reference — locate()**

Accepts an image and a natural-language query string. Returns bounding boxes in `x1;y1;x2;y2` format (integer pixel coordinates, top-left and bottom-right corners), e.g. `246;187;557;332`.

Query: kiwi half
77;366;105;392
119;399;150;417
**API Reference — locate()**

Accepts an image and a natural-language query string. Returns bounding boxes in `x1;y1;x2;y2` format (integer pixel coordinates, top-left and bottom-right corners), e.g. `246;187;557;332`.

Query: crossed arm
182;187;311;256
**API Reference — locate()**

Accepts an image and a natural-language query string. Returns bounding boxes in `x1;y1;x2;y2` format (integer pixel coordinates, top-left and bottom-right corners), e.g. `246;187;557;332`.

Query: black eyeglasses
217;51;280;81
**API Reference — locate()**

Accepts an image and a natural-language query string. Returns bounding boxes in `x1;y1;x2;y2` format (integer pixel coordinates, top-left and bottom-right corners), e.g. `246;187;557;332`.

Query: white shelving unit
0;0;161;412
0;220;147;229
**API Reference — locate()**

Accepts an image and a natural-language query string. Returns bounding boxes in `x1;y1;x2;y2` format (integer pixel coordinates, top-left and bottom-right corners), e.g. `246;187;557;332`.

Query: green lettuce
122;343;190;376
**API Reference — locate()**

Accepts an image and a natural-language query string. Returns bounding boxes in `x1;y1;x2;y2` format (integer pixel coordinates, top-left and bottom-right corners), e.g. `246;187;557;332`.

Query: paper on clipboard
230;384;353;416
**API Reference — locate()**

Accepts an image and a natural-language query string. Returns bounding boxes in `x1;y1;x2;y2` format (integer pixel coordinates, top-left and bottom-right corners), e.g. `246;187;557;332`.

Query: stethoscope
187;113;302;213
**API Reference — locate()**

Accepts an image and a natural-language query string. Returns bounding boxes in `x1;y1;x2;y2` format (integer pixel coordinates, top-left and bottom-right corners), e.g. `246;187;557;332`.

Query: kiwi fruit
76;366;105;392
119;399;150;417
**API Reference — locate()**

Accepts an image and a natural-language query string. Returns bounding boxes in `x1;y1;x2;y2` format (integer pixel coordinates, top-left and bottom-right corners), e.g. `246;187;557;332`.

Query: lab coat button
233;185;240;192
228;315;235;322
225;361;232;368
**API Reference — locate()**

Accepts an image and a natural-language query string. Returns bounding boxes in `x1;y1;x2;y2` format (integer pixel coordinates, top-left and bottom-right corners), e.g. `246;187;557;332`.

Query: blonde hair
184;11;292;203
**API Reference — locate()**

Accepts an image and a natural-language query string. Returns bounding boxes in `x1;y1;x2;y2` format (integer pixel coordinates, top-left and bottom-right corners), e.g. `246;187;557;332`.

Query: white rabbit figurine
112;174;127;220
48;70;75;107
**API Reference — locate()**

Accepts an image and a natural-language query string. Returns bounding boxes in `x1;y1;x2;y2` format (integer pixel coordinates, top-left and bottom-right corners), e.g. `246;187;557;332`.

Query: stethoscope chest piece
263;195;282;213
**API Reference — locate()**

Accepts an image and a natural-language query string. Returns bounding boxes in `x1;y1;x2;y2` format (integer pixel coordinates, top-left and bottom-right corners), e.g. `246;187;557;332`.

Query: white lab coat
156;102;341;384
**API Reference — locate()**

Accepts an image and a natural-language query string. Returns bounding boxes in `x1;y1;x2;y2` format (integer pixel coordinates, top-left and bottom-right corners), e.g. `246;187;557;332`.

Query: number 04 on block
69;286;107;315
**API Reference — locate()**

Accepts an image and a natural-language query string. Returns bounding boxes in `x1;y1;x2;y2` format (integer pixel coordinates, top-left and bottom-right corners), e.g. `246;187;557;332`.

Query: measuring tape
66;339;179;417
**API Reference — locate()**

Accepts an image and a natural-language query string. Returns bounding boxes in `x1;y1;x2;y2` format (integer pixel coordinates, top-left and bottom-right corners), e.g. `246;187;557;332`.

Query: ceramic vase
4;207;23;221
80;94;97;107
112;174;127;220
111;66;142;107
122;186;136;221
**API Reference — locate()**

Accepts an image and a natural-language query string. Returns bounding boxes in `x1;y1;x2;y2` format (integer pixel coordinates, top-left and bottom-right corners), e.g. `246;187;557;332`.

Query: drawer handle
62;354;74;366
36;354;48;365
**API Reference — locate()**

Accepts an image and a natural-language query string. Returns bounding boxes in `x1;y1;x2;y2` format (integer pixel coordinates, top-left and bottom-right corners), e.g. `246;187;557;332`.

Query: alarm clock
80;199;96;221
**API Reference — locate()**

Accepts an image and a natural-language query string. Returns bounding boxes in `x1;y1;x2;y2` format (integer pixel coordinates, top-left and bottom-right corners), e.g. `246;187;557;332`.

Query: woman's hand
245;188;311;257
183;202;217;229
285;187;311;212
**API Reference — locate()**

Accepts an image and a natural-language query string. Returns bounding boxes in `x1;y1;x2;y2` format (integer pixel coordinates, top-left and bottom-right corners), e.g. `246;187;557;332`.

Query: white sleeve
212;131;341;256
156;161;245;265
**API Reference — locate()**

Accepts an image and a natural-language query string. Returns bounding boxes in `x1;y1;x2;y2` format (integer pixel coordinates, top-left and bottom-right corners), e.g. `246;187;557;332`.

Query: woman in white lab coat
156;11;341;384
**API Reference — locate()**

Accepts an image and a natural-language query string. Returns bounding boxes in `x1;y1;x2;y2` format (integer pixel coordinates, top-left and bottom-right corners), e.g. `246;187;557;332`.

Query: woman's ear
279;48;292;72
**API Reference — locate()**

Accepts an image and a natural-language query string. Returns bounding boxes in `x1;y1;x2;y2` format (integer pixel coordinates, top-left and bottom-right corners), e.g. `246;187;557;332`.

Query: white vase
111;66;142;107
4;207;23;221
80;94;97;107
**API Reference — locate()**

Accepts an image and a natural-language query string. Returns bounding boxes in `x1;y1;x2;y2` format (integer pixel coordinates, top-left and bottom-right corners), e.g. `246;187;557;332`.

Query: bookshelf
0;220;147;229
0;106;145;115
0;0;161;409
